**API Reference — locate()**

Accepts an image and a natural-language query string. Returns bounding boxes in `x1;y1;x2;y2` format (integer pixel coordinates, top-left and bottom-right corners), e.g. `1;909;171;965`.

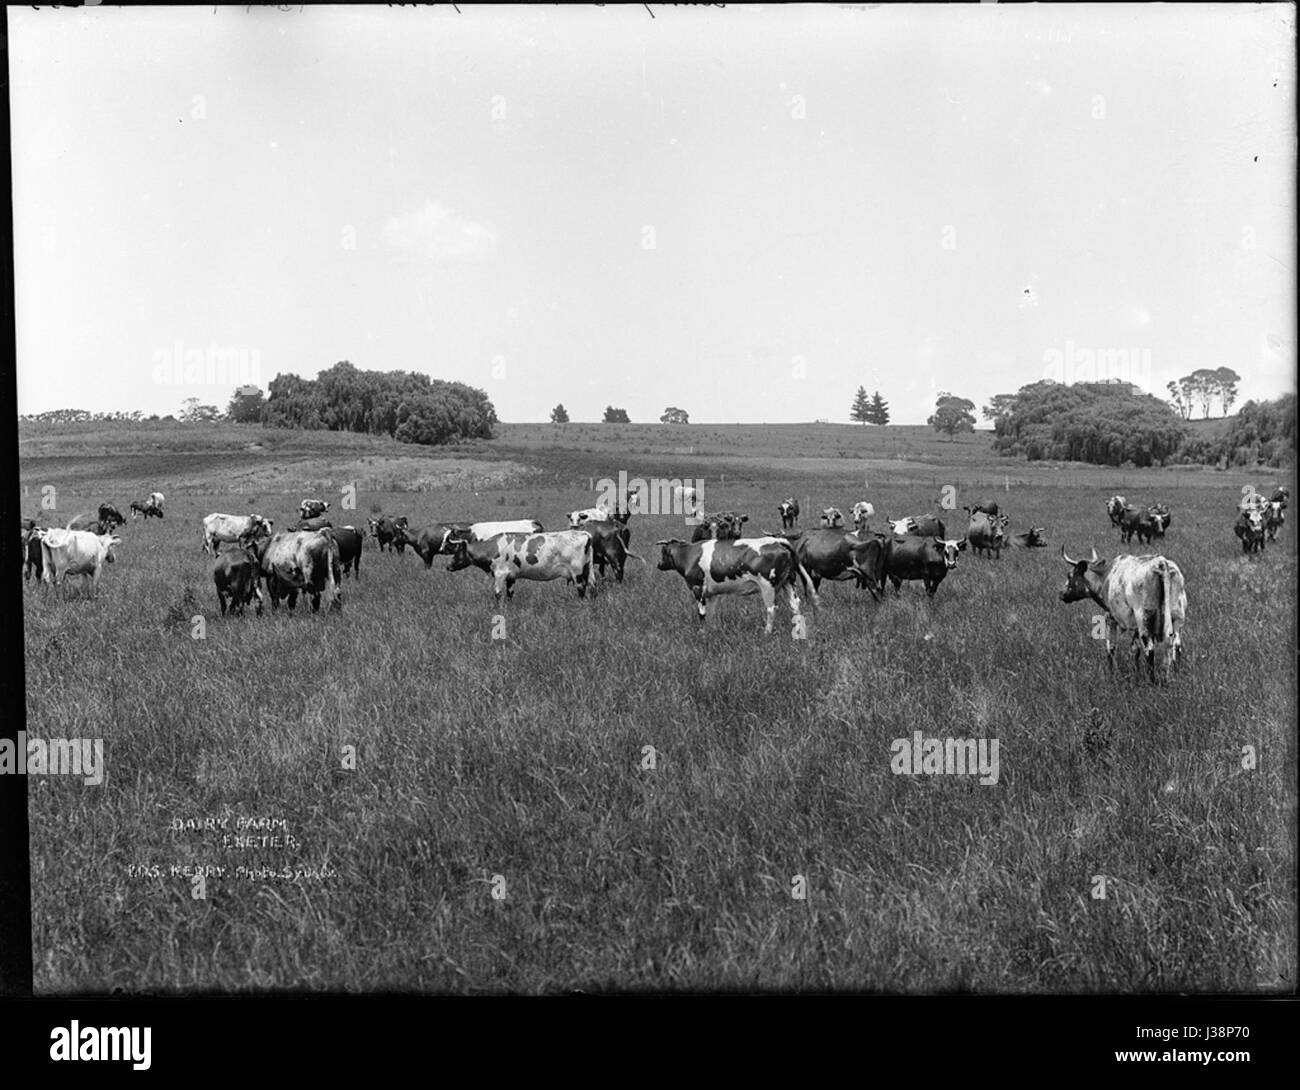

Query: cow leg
693;587;707;625
758;579;777;634
784;580;803;626
1104;618;1119;674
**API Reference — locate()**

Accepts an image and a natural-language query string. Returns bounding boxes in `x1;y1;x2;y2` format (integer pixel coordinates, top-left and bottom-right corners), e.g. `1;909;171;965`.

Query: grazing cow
299;499;330;519
35;528;120;591
203;513;273;557
66;512;110;534
1263;501;1285;542
655;536;816;634
820;507;845;528
447;529;594;601
97;504;126;529
1106;495;1128;526
691;512;749;542
967;511;1010;559
333;526;364;578
578;519;643;582
246;528;341;612
367;516;409;553
292;515;333;532
1059;546;1186;679
851;501;874;533
1235;509;1266;553
1010;526;1048;548
1146;503;1172;537
882;535;966;597
1118;506;1156;546
130;499;164;520
212;546;264;617
963;502;1000;518
778;498;800;529
783;528;887;599
887;514;946;538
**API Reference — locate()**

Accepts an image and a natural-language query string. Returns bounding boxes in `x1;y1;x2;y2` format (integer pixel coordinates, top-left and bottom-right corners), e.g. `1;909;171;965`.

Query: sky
9;3;1296;425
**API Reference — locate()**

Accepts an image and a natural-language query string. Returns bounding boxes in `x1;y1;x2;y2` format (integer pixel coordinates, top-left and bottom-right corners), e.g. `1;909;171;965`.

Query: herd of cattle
18;481;1291;678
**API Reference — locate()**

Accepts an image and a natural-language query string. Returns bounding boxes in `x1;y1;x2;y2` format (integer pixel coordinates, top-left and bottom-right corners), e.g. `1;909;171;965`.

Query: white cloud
383;201;497;262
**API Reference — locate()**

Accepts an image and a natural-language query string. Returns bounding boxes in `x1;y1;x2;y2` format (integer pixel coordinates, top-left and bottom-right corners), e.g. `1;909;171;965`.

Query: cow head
936;537;966;568
445;539;473;572
1060;546;1103;602
1025;526;1047;547
568;510;588;529
100;534;122;563
653;539;685;572
821;507;843;528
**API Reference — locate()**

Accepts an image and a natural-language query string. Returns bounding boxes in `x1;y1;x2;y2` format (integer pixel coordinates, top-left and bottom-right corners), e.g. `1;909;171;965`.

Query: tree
660;406;690;425
849;386;871;424
1166;380;1192;421
1214;366;1241;417
928;392;976;441
179;397;221;423
227;385;265;424
865;391;890;425
982;393;1017;424
603;406;630;423
550;404;569;425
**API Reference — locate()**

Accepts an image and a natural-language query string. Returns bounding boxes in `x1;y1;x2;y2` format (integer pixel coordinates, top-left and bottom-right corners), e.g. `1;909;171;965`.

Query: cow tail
782;541;817;608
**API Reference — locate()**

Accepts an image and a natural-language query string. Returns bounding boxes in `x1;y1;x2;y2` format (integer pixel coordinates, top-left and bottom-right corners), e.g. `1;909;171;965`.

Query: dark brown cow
1118;506;1155;545
213;546;264;616
780;528;887;599
882;535;966;597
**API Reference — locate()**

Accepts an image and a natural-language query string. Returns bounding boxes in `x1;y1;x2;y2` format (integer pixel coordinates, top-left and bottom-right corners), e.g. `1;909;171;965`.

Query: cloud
383;201;497;262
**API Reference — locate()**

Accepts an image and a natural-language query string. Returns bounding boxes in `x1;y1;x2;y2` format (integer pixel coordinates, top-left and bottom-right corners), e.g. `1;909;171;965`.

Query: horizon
10;4;1296;426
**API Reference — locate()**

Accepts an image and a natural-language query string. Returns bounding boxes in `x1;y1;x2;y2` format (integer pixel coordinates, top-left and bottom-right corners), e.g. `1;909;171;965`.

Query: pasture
20;422;1296;992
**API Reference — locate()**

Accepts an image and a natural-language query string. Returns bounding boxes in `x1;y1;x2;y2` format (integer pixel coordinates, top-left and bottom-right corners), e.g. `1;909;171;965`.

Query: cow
882;535;965;598
1263;501;1285;542
1269;486;1290;509
130;499;163;520
333;526;364;578
1106;495;1128;526
292;516;333;532
21;524;44;581
782;528;887;599
887;514;946;538
967;511;1010;559
778;498;800;530
148;492;164;512
367;516;409;553
851;501;874;533
820;507;845;528
446;529;594;601
963;502;1000;518
578;519;644;583
66;512;111;534
1234;509;1266;553
299;499;330;520
35;528;121;591
1010;526;1048;548
1059;546;1186;679
1118;506;1156;546
97;504;126;529
202;513;273;557
655;536;816;634
569;507;608;528
398;519;541;567
212;546;264;617
1147;503;1172;537
245;528;341;612
691;512;749;542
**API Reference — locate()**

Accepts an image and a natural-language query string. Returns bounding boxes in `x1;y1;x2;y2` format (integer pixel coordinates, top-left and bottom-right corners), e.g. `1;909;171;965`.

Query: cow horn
1061;545;1077;565
1088;546;1098;563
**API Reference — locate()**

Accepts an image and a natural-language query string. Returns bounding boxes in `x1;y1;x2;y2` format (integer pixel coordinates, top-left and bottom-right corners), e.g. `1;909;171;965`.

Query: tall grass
21;425;1295;992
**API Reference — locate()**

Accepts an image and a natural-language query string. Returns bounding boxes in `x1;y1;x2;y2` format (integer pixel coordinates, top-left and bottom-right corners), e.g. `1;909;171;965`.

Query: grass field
20;421;1296;992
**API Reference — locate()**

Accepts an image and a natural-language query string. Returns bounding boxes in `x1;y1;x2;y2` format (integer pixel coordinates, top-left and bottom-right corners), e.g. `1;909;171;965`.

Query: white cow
851;501;874;532
148;491;165;510
569;507;612;528
36;528;121;590
202;513;273;557
467;519;544;540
